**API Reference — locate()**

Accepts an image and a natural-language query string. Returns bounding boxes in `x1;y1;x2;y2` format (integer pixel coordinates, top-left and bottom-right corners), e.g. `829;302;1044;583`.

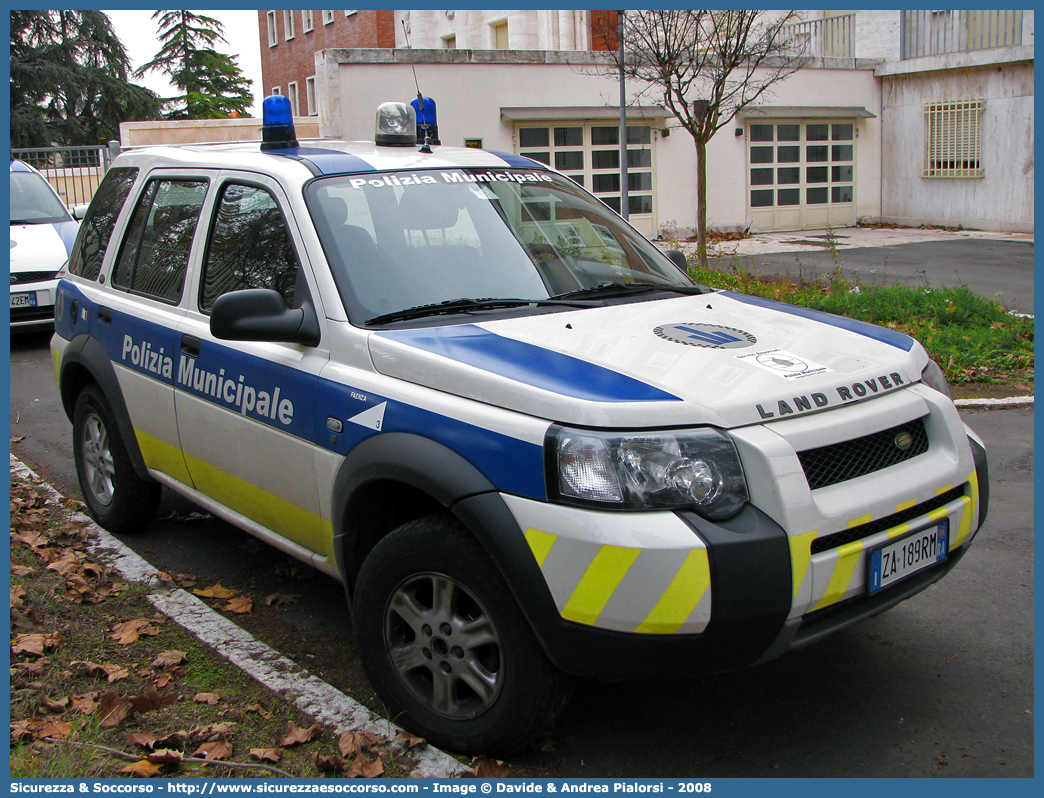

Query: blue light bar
410;96;440;145
261;95;299;151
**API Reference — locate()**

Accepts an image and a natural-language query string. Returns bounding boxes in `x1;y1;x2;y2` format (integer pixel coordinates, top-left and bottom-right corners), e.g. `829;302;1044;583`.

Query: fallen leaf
394;730;426;749
347;752;384;779
277;721;322;747
466;755;512;778
265;592;301;607
13;660;47;677
127;731;158;750
70;694;99;714
129;685;179;714
11;564;33;577
221;596;253;614
193;740;233;761
146;749;184;765
10;586;26;608
97;692;133;729
193;583;238;599
11;632;61;656
59;496;83;511
35;721;74;740
150;650;187;670
72;660;130;683
109;618;161;645
120;760;163;778
245;703;272;720
40;695;69;714
250;748;284;764
313;752;347;773
193;693;221;705
339;730;386;757
189;722;235;741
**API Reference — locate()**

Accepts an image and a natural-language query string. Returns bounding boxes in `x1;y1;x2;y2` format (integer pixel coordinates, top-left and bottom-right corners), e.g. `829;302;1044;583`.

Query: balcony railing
779;14;855;59
901;10;1024;60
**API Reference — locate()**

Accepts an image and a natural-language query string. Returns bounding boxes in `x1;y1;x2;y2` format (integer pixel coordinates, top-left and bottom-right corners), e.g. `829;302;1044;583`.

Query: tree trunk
695;136;709;270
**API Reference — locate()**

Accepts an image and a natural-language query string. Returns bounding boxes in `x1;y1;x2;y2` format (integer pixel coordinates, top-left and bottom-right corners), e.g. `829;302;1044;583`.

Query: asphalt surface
710;237;1035;315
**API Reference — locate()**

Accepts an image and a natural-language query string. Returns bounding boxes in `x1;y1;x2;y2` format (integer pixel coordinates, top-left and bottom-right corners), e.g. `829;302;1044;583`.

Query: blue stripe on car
722;291;916;352
377;324;681;403
56;282;546;500
288;148;379;175
10;159;32;172
483;151;549;170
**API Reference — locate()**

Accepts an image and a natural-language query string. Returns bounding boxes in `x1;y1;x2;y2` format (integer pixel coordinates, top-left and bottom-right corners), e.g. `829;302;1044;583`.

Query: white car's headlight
551;427;748;520
920;358;953;400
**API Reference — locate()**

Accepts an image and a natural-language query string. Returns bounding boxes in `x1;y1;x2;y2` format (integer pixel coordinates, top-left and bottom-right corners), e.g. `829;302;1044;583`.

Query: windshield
306;168;694;324
10;171;72;225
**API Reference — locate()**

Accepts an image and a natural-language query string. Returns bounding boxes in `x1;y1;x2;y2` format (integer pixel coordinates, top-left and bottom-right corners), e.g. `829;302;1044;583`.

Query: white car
50;97;989;755
10;158;80;329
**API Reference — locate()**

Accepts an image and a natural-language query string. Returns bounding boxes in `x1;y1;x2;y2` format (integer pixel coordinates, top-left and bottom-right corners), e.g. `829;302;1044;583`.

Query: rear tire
353;513;573;756
72;384;161;533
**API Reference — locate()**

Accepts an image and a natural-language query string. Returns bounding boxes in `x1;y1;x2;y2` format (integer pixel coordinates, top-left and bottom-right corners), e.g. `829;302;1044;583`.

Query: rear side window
112;179;208;303
67;167;138;280
200;183;300;312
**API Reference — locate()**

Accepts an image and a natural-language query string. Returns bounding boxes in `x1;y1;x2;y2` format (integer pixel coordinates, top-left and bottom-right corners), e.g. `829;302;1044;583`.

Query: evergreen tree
10;10;161;147
136;11;254;120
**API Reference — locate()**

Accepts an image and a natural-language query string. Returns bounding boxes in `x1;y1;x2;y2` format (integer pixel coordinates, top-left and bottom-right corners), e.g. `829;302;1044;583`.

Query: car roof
111;139;548;179
10;158;36;174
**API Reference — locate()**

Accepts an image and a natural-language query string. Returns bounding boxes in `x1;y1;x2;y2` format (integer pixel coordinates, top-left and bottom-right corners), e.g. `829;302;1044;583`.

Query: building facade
255;10;1033;234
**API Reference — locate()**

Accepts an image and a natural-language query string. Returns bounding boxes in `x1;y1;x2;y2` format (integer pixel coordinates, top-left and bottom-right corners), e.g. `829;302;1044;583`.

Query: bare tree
604;10;806;269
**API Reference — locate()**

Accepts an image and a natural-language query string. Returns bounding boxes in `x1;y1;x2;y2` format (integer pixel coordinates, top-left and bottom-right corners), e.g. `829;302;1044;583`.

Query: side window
67;167;139;280
200;183;300;312
112;179;208;303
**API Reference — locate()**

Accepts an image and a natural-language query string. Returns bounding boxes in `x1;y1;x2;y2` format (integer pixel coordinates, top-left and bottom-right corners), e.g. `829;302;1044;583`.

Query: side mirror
70;203;89;220
210;288;320;346
665;249;689;272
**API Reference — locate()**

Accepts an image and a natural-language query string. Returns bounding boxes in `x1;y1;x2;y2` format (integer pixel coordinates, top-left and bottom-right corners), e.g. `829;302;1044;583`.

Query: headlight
920;358;952;400
552;427;748;520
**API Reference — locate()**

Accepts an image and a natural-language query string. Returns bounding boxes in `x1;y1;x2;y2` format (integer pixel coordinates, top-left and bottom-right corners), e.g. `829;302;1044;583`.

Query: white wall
880;61;1034;231
395;10;589;51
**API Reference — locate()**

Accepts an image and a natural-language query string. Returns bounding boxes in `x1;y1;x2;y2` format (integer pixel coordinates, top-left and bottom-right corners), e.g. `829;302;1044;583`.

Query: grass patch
8;469;432;779
686;260;1034;390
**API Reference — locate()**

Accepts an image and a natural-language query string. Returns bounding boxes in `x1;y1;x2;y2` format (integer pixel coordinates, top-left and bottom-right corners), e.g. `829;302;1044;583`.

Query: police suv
52;97;988;755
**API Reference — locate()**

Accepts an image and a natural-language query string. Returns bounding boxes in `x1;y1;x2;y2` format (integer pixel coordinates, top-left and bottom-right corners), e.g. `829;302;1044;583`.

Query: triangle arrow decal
348;401;387;432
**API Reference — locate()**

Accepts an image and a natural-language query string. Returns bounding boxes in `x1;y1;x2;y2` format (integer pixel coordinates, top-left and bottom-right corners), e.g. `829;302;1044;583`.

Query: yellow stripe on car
561;545;641;626
634;548;710;634
524;528;558;567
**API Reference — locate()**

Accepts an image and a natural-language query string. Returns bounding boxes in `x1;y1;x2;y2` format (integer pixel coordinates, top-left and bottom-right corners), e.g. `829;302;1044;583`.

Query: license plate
868;520;949;593
11;292;38;308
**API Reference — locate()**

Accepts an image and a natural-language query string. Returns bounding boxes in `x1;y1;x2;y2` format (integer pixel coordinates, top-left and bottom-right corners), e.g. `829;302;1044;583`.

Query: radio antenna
401;20;432;152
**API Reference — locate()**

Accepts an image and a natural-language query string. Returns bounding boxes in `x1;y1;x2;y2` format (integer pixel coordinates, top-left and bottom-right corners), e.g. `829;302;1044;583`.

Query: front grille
798;418;929;490
11;271;58;285
810;484;966;554
10;305;55;323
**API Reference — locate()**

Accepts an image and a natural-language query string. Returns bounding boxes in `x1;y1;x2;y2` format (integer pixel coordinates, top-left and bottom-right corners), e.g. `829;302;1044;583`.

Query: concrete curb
954;395;1033;409
9;455;468;779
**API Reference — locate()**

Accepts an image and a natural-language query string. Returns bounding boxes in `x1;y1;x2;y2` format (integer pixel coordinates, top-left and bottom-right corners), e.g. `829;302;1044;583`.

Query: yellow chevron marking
950;473;979;549
936;484;953;496
886;522;911;540
789;530;820;599
562;545;641;626
135;428;193;486
896;499;917;513
52;348;61;385
181;451;330;556
811;539;864;611
847;513;872;528
524;528;558;567
635;548;710;634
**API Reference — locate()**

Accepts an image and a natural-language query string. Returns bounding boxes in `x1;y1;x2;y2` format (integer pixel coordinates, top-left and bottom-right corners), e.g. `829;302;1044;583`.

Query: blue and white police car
51;97;989;755
10;158;80;329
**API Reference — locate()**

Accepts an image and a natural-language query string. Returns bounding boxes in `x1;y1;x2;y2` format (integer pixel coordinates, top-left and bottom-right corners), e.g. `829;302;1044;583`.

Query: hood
10;221;77;274
368;291;929;429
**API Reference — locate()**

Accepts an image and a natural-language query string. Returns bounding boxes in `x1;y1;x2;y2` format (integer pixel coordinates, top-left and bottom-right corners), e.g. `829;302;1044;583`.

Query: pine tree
136;11;254;120
10;10;161;147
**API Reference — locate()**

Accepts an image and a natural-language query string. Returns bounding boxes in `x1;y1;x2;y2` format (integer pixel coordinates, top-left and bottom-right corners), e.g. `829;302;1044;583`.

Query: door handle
181;335;201;358
97;306;113;325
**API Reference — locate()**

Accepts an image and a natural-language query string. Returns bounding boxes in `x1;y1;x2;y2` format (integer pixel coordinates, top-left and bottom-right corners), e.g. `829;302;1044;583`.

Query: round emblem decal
655;323;757;349
894;431;913;451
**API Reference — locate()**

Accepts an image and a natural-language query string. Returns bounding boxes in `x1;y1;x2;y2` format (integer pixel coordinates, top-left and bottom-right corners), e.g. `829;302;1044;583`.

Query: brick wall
259;10;396;112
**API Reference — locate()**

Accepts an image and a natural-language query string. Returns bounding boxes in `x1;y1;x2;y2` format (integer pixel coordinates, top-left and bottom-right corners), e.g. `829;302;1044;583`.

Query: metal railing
901;10;1023;60
10;144;114;207
780;14;855;59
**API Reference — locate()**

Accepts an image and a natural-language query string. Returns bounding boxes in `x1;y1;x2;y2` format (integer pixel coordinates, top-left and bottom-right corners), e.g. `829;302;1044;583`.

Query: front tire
353;513;573;756
72;384;161;533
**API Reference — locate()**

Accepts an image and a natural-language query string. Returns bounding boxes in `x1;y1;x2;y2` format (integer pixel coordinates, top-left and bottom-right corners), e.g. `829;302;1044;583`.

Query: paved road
9;329;1034;777
710;238;1034;315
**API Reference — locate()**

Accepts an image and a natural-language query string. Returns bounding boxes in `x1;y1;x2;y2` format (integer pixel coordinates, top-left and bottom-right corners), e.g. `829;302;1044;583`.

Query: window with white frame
923;100;985;178
266;11;277;47
283;10;295;40
345;10;358;17
271;86;281;96
492;21;508;49
323;10;335;25
305;77;317;116
288;82;300;117
303;10;314;32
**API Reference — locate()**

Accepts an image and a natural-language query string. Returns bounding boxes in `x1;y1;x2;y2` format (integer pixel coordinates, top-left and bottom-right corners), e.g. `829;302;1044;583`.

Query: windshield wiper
365;297;601;326
551;282;705;301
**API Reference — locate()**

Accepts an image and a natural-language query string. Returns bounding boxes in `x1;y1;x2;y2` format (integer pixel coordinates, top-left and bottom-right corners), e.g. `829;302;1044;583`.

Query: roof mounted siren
260;95;299;151
375;102;417;147
411;96;440;150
